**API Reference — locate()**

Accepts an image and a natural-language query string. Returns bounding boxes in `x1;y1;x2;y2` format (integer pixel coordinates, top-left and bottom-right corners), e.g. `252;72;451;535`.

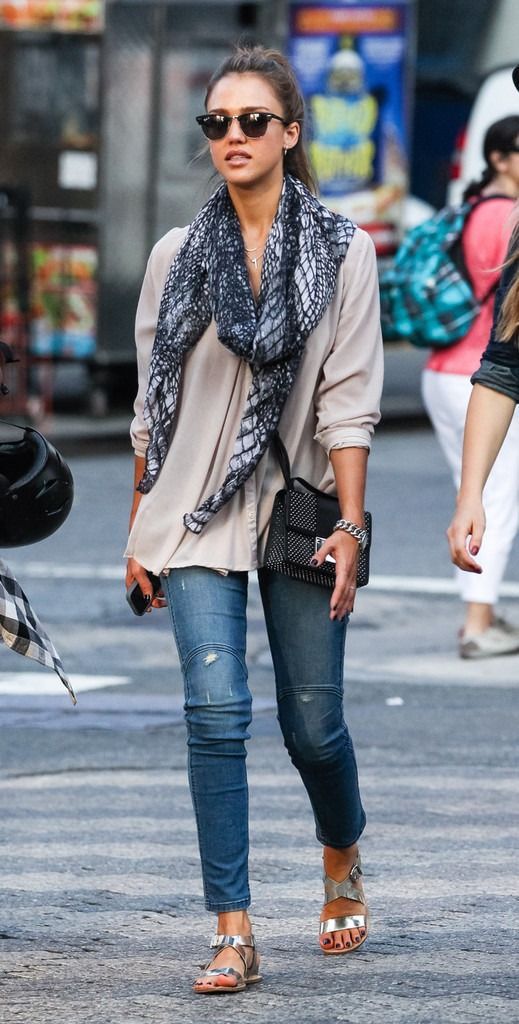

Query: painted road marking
6;563;519;598
0;674;131;695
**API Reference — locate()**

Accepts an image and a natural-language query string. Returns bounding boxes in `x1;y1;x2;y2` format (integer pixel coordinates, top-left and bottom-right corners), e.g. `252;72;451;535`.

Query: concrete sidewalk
0;586;517;1024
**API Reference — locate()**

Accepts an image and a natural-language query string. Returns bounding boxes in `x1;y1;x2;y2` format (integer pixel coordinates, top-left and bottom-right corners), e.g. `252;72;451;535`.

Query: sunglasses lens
199;116;228;140
197;112;275;140
240;113;270;138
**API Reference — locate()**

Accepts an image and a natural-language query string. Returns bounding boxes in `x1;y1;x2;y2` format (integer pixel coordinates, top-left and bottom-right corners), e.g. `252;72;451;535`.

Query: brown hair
205;44;316;193
498;220;519;342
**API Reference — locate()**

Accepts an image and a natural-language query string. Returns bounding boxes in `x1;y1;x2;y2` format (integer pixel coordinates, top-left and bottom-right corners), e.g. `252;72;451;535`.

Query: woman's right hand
125;556;165;611
446;496;485;573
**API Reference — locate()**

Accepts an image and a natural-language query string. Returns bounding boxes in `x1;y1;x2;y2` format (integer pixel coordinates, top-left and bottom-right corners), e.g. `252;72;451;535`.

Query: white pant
422;369;519;605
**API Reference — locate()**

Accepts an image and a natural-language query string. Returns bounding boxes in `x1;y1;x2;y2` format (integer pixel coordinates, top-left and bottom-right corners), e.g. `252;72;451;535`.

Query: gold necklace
245;248;265;269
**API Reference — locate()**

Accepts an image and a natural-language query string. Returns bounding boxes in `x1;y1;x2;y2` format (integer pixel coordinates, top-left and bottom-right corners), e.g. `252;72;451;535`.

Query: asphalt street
0;425;518;1023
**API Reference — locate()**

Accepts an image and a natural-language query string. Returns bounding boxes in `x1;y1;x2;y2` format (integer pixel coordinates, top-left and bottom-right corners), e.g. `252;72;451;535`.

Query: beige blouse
125;224;384;576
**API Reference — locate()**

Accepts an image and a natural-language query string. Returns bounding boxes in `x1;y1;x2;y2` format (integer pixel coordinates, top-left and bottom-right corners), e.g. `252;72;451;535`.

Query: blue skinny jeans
162;566;365;913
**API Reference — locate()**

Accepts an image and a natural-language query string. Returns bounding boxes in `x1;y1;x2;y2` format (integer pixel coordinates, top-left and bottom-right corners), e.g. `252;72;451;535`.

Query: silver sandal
319;854;368;955
193;933;262;994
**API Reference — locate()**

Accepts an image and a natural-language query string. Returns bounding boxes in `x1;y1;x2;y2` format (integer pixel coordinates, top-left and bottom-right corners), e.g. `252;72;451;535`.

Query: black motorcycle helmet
0;421;74;547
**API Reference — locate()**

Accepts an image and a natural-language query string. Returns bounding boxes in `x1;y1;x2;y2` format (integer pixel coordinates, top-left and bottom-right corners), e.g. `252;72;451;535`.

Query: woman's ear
283;120;300;152
488;148;508;174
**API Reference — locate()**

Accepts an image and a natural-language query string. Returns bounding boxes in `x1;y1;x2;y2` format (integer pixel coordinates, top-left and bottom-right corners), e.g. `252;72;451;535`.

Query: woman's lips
225;152;251;165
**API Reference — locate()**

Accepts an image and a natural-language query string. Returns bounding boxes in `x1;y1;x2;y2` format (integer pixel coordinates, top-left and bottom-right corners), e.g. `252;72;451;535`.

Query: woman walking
125;45;383;994
449;68;519;579
422;116;519;658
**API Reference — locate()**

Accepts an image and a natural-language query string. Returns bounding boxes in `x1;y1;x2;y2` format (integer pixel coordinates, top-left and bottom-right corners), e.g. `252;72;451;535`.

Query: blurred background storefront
0;0;289;412
0;0;518;415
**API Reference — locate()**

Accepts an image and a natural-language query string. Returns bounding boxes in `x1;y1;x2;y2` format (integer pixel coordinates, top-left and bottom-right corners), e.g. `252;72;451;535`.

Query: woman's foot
193;911;260;993
319;844;368;953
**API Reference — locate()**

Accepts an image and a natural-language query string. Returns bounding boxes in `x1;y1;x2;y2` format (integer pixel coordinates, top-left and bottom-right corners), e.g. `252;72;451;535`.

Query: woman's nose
227;116;247;142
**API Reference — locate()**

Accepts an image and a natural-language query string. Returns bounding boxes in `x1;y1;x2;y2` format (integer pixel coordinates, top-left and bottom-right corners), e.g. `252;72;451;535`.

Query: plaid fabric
0;558;76;704
380;203;479;348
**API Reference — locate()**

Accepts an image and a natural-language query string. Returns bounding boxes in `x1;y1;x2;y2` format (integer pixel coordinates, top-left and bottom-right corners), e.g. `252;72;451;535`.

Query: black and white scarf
139;174;356;533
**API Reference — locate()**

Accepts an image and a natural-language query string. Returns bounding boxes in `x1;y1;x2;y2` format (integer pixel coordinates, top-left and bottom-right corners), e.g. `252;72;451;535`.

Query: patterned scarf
139;174;356;533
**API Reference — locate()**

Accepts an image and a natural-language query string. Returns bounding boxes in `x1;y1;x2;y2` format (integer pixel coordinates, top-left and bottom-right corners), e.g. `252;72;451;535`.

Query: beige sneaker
459;618;519;659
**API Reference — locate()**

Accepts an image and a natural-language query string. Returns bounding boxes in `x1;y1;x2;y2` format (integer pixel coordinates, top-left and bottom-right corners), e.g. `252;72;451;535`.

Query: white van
447;65;519;205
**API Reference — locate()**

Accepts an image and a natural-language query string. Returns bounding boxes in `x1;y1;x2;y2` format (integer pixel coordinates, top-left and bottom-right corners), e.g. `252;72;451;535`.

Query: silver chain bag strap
264;434;372;589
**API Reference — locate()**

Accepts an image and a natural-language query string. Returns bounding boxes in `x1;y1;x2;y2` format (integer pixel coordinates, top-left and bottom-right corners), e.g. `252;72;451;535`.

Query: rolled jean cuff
315;813;366;850
205;897;251;913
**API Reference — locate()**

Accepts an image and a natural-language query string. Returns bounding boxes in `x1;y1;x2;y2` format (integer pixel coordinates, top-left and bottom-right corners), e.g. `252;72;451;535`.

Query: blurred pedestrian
422;116;519;658
125;45;383;994
449;70;519;588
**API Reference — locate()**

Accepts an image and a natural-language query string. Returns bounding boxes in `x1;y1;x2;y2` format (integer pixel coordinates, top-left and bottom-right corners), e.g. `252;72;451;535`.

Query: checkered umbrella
0;558;76;705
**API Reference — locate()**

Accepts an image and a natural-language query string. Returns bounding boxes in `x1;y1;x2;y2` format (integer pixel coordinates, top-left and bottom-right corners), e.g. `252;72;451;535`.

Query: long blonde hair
498;221;519;342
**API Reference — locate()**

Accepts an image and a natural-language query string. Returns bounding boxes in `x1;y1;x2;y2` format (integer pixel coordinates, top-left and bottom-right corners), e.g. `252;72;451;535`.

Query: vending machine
0;0;284;407
0;0;102;380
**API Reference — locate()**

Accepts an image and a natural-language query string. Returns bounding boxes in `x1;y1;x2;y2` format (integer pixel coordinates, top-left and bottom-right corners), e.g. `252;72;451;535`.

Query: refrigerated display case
0;2;102;382
0;0;284;410
96;0;284;378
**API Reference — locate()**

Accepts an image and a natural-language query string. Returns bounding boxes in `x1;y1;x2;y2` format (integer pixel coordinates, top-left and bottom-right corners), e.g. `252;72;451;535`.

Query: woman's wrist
456;487;484;506
333;518;368;551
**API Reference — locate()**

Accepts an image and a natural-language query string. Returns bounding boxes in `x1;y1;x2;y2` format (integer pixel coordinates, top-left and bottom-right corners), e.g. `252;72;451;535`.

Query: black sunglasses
196;111;288;141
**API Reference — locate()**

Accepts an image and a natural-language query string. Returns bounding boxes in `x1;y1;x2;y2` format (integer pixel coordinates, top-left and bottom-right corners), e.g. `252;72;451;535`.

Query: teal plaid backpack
380;197;501;348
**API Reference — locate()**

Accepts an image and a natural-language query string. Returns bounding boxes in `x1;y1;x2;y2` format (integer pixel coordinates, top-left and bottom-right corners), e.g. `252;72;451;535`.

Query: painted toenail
354;936;360;943
345;941;352;947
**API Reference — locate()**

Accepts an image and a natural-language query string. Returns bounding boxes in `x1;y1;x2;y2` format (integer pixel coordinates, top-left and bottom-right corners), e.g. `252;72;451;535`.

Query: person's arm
447;383;516;572
125;455;156;597
311;446;368;621
311;230;383;619
125;229;185;610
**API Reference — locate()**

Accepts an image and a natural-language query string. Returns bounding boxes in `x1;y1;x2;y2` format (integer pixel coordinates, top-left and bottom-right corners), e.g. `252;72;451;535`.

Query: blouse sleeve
130;227;187;456
314;228;384;454
471;235;519;402
476;246;519;371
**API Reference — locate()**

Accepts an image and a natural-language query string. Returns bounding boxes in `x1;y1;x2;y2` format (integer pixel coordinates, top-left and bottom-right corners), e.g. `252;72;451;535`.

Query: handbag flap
286;479;339;537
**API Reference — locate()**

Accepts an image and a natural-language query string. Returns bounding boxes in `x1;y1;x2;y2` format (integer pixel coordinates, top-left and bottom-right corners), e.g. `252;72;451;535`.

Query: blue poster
288;1;413;252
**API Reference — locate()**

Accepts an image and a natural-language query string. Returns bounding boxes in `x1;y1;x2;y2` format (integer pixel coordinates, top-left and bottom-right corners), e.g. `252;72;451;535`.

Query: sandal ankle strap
210;933;255;950
323;861;364;905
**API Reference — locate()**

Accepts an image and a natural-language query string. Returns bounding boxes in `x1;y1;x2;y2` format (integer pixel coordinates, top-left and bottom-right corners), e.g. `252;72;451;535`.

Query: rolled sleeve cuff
471;359;519;404
130;414;149;457
314;425;373;454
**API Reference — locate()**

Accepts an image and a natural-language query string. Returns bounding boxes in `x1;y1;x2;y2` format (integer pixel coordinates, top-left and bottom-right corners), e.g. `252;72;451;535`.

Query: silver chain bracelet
333;518;368;551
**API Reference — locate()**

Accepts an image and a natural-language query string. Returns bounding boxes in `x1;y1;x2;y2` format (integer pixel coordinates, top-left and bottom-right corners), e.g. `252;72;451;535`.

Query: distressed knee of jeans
184;646;251;745
280;691;346;765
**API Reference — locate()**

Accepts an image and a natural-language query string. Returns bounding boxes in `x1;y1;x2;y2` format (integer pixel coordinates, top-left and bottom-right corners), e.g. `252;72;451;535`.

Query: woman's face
491;140;519;195
204;72;300;189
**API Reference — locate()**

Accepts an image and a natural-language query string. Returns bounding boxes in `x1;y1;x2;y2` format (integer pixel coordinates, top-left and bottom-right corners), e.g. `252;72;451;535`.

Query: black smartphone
126;572;162;616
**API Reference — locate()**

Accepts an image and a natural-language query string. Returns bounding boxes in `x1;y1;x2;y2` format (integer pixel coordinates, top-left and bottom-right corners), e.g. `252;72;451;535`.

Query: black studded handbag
264;433;372;589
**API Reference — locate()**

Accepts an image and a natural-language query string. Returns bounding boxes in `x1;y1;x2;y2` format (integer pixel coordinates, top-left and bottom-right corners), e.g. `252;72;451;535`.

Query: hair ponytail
462;166;493;202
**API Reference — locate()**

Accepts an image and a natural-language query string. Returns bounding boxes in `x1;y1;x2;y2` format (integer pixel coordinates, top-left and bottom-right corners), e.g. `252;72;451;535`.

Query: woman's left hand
311;530;360;621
